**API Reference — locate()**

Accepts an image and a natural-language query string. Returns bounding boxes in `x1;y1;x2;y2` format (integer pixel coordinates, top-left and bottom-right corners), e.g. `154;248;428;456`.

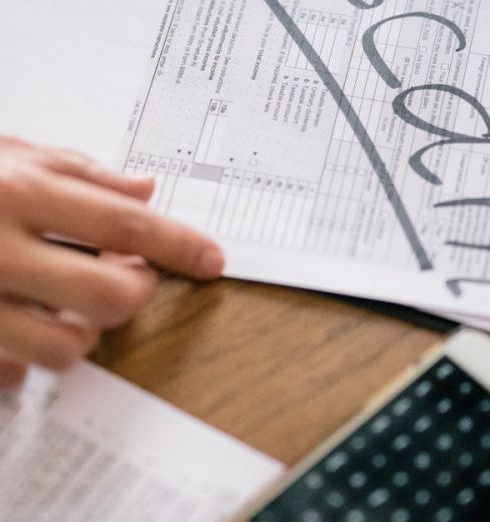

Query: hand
0;136;224;387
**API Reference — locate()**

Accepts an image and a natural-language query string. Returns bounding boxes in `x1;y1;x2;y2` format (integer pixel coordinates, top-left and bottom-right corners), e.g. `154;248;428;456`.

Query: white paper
1;0;488;326
0;0;165;165
119;0;490;323
0;361;283;522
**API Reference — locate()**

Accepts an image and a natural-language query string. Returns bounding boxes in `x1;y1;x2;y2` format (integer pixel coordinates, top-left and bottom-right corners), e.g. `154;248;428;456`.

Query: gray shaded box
191;163;225;183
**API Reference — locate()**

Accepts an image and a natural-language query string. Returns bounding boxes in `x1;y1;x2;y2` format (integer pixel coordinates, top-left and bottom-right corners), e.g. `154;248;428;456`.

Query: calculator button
300;508;322;522
413;452;431;470
350;436;366;450
436;471;453;487
348;471;367;489
436;398;452;414
392;471;410;487
345;509;365;522
435;434;453;451
481;434;490;449
391;508;410;522
324;452;348;472
479;470;490;487
414;489;431;506
393;397;412;416
392;434;411;450
324;491;345;509
435;507;454;522
415;380;432;397
304;471;324;490
457;416;474;433
413;415;432;432
372;454;387;468
325;491;345;509
367;488;390;507
370;415;391;434
456;488;475;506
436;363;454;379
458;452;474;468
459;382;472;395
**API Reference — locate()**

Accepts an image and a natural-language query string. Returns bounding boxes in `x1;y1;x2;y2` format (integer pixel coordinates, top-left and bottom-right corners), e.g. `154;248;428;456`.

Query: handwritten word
264;0;490;297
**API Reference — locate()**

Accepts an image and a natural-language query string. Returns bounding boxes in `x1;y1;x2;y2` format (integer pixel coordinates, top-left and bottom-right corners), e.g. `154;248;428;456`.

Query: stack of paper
0;362;283;521
1;0;490;329
118;0;490;330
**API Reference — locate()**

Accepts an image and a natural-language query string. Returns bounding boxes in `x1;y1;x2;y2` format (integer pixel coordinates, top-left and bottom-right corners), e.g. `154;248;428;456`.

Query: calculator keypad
252;358;490;521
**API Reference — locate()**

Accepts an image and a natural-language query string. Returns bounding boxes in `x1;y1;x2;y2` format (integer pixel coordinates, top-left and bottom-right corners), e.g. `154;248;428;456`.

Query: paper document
0;0;165;166
121;0;490;324
0;362;283;522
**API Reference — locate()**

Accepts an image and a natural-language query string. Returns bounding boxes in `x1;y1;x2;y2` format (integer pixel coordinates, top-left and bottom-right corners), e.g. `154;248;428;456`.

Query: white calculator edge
231;328;490;521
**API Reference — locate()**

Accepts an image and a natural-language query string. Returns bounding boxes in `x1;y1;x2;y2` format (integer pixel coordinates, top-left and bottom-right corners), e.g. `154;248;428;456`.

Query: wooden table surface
92;277;446;467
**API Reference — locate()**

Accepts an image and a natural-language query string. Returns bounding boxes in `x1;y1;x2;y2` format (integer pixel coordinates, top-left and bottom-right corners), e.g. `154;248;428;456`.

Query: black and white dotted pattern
252;358;490;521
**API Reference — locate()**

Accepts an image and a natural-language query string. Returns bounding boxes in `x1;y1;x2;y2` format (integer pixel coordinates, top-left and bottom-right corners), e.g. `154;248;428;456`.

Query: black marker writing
363;13;466;89
435;198;490;208
410;138;490;186
446;242;490;251
393;84;490;140
346;0;384;9
435;198;490;273
447;278;490;297
263;0;433;270
393;84;490;185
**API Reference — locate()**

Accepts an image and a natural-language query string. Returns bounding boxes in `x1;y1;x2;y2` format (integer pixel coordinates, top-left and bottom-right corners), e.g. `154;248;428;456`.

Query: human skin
0;135;224;387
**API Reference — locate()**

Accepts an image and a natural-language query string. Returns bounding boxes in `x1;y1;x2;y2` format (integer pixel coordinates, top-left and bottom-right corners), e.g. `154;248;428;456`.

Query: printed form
122;0;490;324
0;362;283;521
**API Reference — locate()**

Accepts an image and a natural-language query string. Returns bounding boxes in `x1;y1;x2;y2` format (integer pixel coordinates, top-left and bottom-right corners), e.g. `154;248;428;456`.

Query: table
92;277;445;467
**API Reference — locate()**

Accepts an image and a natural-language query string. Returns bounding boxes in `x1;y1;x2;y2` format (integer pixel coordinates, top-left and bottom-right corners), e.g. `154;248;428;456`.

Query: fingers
35;147;155;201
0;237;159;328
0;298;100;371
0;349;26;388
0;136;154;201
24;172;225;279
0;136;169;382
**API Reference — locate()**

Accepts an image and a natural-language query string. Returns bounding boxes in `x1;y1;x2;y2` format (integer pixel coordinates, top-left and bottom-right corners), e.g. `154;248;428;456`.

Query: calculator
234;330;490;522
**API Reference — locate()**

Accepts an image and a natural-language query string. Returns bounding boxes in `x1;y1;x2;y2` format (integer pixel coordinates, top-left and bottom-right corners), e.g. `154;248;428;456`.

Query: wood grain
92;277;444;467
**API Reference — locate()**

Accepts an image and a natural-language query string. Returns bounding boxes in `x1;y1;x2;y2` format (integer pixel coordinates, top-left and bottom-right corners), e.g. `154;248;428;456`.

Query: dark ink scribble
347;0;384;9
410;142;445;185
447;278;490;297
437;199;490;257
411;138;490;186
393;84;490;139
264;0;432;270
394;84;490;188
446;241;490;251
363;13;466;88
435;198;490;208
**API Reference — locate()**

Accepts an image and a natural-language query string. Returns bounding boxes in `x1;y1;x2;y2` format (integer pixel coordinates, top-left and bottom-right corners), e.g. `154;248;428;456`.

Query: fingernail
199;248;225;278
57;310;90;329
130;175;154;184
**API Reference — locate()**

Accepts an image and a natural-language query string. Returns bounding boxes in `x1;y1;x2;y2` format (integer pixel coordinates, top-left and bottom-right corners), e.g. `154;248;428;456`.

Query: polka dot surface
252;358;490;521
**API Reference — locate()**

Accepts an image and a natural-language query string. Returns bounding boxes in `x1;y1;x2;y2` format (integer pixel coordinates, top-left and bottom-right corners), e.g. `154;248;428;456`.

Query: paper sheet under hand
0;362;284;522
1;0;489;328
120;0;490;326
0;0;165;166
